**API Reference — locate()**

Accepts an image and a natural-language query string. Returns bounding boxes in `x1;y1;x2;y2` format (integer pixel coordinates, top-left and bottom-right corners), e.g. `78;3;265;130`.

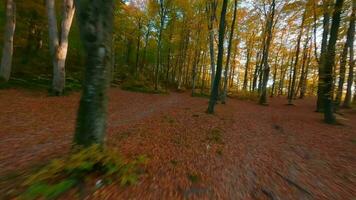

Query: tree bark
316;0;331;112
74;0;114;146
207;0;228;114
0;0;16;82
343;0;355;108
206;0;217;93
323;0;344;124
221;0;238;104
46;0;75;95
288;8;306;105
259;0;276;105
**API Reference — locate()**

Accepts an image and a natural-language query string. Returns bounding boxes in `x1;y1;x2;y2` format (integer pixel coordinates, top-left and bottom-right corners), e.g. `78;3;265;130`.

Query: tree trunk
259;0;276;105
300;39;313;99
46;0;75;95
207;0;228;114
56;0;75;95
0;0;16;82
221;0;238;104
317;0;331;112
288;9;306;105
206;0;217;92
343;1;355;108
323;0;344;124
298;30;311;99
74;0;115;146
155;3;165;90
252;51;261;92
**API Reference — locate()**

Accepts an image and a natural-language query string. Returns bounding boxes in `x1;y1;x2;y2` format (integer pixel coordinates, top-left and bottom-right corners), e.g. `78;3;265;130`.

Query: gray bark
46;0;75;95
0;0;16;82
74;0;114;146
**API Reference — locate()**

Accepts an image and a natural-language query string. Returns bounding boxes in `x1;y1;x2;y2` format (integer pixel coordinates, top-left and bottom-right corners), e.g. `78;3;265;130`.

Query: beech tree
342;0;355;108
221;0;238;104
207;0;228;114
0;0;16;82
73;0;115;146
46;0;75;95
323;0;344;124
259;0;276;105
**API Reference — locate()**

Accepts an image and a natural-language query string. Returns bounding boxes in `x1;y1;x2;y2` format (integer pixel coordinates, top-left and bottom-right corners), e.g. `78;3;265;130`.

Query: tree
207;0;228;114
154;0;168;91
259;0;276;105
342;0;355;108
0;0;16;82
323;0;344;124
206;0;217;92
46;0;75;95
73;0;115;146
221;0;238;104
316;0;331;112
288;6;306;105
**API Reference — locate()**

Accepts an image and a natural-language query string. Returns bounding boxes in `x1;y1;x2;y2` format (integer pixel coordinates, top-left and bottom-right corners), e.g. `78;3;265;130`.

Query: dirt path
0;88;355;199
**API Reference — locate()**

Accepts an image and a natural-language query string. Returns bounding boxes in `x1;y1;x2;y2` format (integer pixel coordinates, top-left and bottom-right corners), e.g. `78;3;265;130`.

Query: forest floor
0;88;355;199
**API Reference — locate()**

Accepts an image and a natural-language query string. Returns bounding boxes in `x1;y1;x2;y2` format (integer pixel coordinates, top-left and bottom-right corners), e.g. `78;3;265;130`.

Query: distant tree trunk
335;41;349;106
56;0;75;95
155;0;166;91
135;21;142;75
323;0;344;124
46;0;60;92
0;0;16;82
316;0;331;112
207;0;228;114
252;51;261;91
270;55;279;97
192;31;202;96
298;30;311;99
288;9;306;105
46;0;75;95
243;47;251;91
300;39;313;99
221;0;238;104
141;24;151;72
343;1;355;108
206;0;217;92
74;0;114;146
259;0;276;105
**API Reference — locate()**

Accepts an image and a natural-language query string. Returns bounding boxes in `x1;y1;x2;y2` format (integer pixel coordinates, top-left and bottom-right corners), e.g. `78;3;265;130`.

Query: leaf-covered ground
0;88;355;199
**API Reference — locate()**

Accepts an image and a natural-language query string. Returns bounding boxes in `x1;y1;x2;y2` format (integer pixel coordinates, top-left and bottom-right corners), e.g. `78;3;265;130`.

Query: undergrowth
121;79;167;94
20;145;148;200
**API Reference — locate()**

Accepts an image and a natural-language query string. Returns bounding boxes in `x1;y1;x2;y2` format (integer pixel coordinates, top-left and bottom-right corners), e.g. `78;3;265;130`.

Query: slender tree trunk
155;0;165;91
135;22;142;75
46;0;60;90
298;31;311;99
259;0;276;105
270;55;279;97
207;0;228;114
221;0;238;104
243;47;251;90
206;0;217;92
288;9;306;105
141;24;151;72
317;0;331;112
73;0;114;146
252;51;261;91
300;39;313;98
323;0;344;124
0;0;16;82
343;1;355;108
55;0;75;95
